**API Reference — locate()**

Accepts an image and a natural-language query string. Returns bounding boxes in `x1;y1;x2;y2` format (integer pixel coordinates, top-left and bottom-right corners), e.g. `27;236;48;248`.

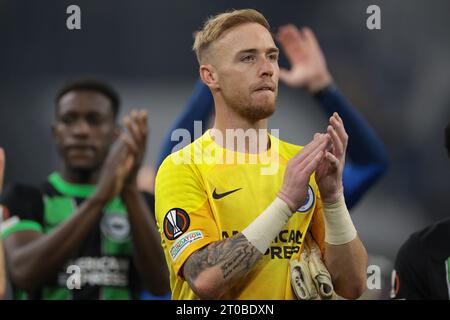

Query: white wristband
242;197;293;254
323;194;357;245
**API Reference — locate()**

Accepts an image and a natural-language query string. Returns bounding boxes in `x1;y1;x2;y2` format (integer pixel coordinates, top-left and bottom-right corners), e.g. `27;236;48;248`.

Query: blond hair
193;9;271;64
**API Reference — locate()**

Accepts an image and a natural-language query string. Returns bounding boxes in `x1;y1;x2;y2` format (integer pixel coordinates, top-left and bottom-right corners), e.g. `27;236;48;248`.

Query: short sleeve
155;155;220;276
0;184;44;239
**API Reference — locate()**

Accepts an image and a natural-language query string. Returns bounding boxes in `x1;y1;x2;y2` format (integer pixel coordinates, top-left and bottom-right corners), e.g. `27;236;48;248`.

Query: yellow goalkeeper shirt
155;130;325;300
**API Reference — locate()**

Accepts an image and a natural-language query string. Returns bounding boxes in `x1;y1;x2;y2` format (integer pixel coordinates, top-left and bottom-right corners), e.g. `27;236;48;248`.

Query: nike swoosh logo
212;188;242;200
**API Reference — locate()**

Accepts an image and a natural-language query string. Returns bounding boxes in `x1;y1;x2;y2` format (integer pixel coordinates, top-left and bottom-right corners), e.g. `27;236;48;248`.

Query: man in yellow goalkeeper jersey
155;9;368;300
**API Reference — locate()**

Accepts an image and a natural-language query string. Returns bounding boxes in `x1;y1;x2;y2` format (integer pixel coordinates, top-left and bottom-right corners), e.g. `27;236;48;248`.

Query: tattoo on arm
184;233;261;287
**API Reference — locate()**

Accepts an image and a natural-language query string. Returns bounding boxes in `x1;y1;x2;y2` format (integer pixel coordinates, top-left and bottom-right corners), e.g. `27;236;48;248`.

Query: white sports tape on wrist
242;197;293;254
323;194;357;245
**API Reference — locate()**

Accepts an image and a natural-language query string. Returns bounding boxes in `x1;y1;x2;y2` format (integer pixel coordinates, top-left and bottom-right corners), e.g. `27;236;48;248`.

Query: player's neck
213;107;269;154
60;166;100;185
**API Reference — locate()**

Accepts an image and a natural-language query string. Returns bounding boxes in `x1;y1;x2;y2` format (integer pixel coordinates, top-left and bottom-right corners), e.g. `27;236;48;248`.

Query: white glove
290;232;335;300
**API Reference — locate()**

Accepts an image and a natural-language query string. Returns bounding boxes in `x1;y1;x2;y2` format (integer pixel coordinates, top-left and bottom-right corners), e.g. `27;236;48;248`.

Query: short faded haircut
193;9;271;64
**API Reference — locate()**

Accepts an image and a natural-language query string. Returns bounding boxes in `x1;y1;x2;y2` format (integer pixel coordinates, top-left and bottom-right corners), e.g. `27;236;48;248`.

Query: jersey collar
48;171;97;198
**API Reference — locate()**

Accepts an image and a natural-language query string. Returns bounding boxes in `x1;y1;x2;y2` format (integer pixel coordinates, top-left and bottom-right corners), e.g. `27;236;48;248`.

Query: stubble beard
223;87;278;122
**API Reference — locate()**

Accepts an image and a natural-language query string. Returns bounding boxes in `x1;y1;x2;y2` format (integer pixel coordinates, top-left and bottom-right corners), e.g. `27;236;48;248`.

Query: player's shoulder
419;217;450;239
156;134;206;189
1;183;43;204
158;132;208;172
394;232;425;274
0;183;44;221
396;219;450;264
408;218;450;253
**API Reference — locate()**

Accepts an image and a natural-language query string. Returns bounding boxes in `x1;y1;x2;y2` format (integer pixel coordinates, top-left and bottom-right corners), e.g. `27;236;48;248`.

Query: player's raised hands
276;24;332;93
94;135;134;201
122;110;148;187
315;113;348;203
278;134;330;212
94;110;148;201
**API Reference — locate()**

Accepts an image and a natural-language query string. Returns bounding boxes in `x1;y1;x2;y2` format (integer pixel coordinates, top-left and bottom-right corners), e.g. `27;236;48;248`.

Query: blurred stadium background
1;0;450;299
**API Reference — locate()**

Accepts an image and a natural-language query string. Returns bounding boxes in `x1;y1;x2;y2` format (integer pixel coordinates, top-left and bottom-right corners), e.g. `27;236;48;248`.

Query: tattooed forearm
183;233;261;293
221;239;258;279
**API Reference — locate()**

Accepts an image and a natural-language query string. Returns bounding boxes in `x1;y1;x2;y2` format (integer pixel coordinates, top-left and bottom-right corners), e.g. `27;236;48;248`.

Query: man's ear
199;64;220;90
